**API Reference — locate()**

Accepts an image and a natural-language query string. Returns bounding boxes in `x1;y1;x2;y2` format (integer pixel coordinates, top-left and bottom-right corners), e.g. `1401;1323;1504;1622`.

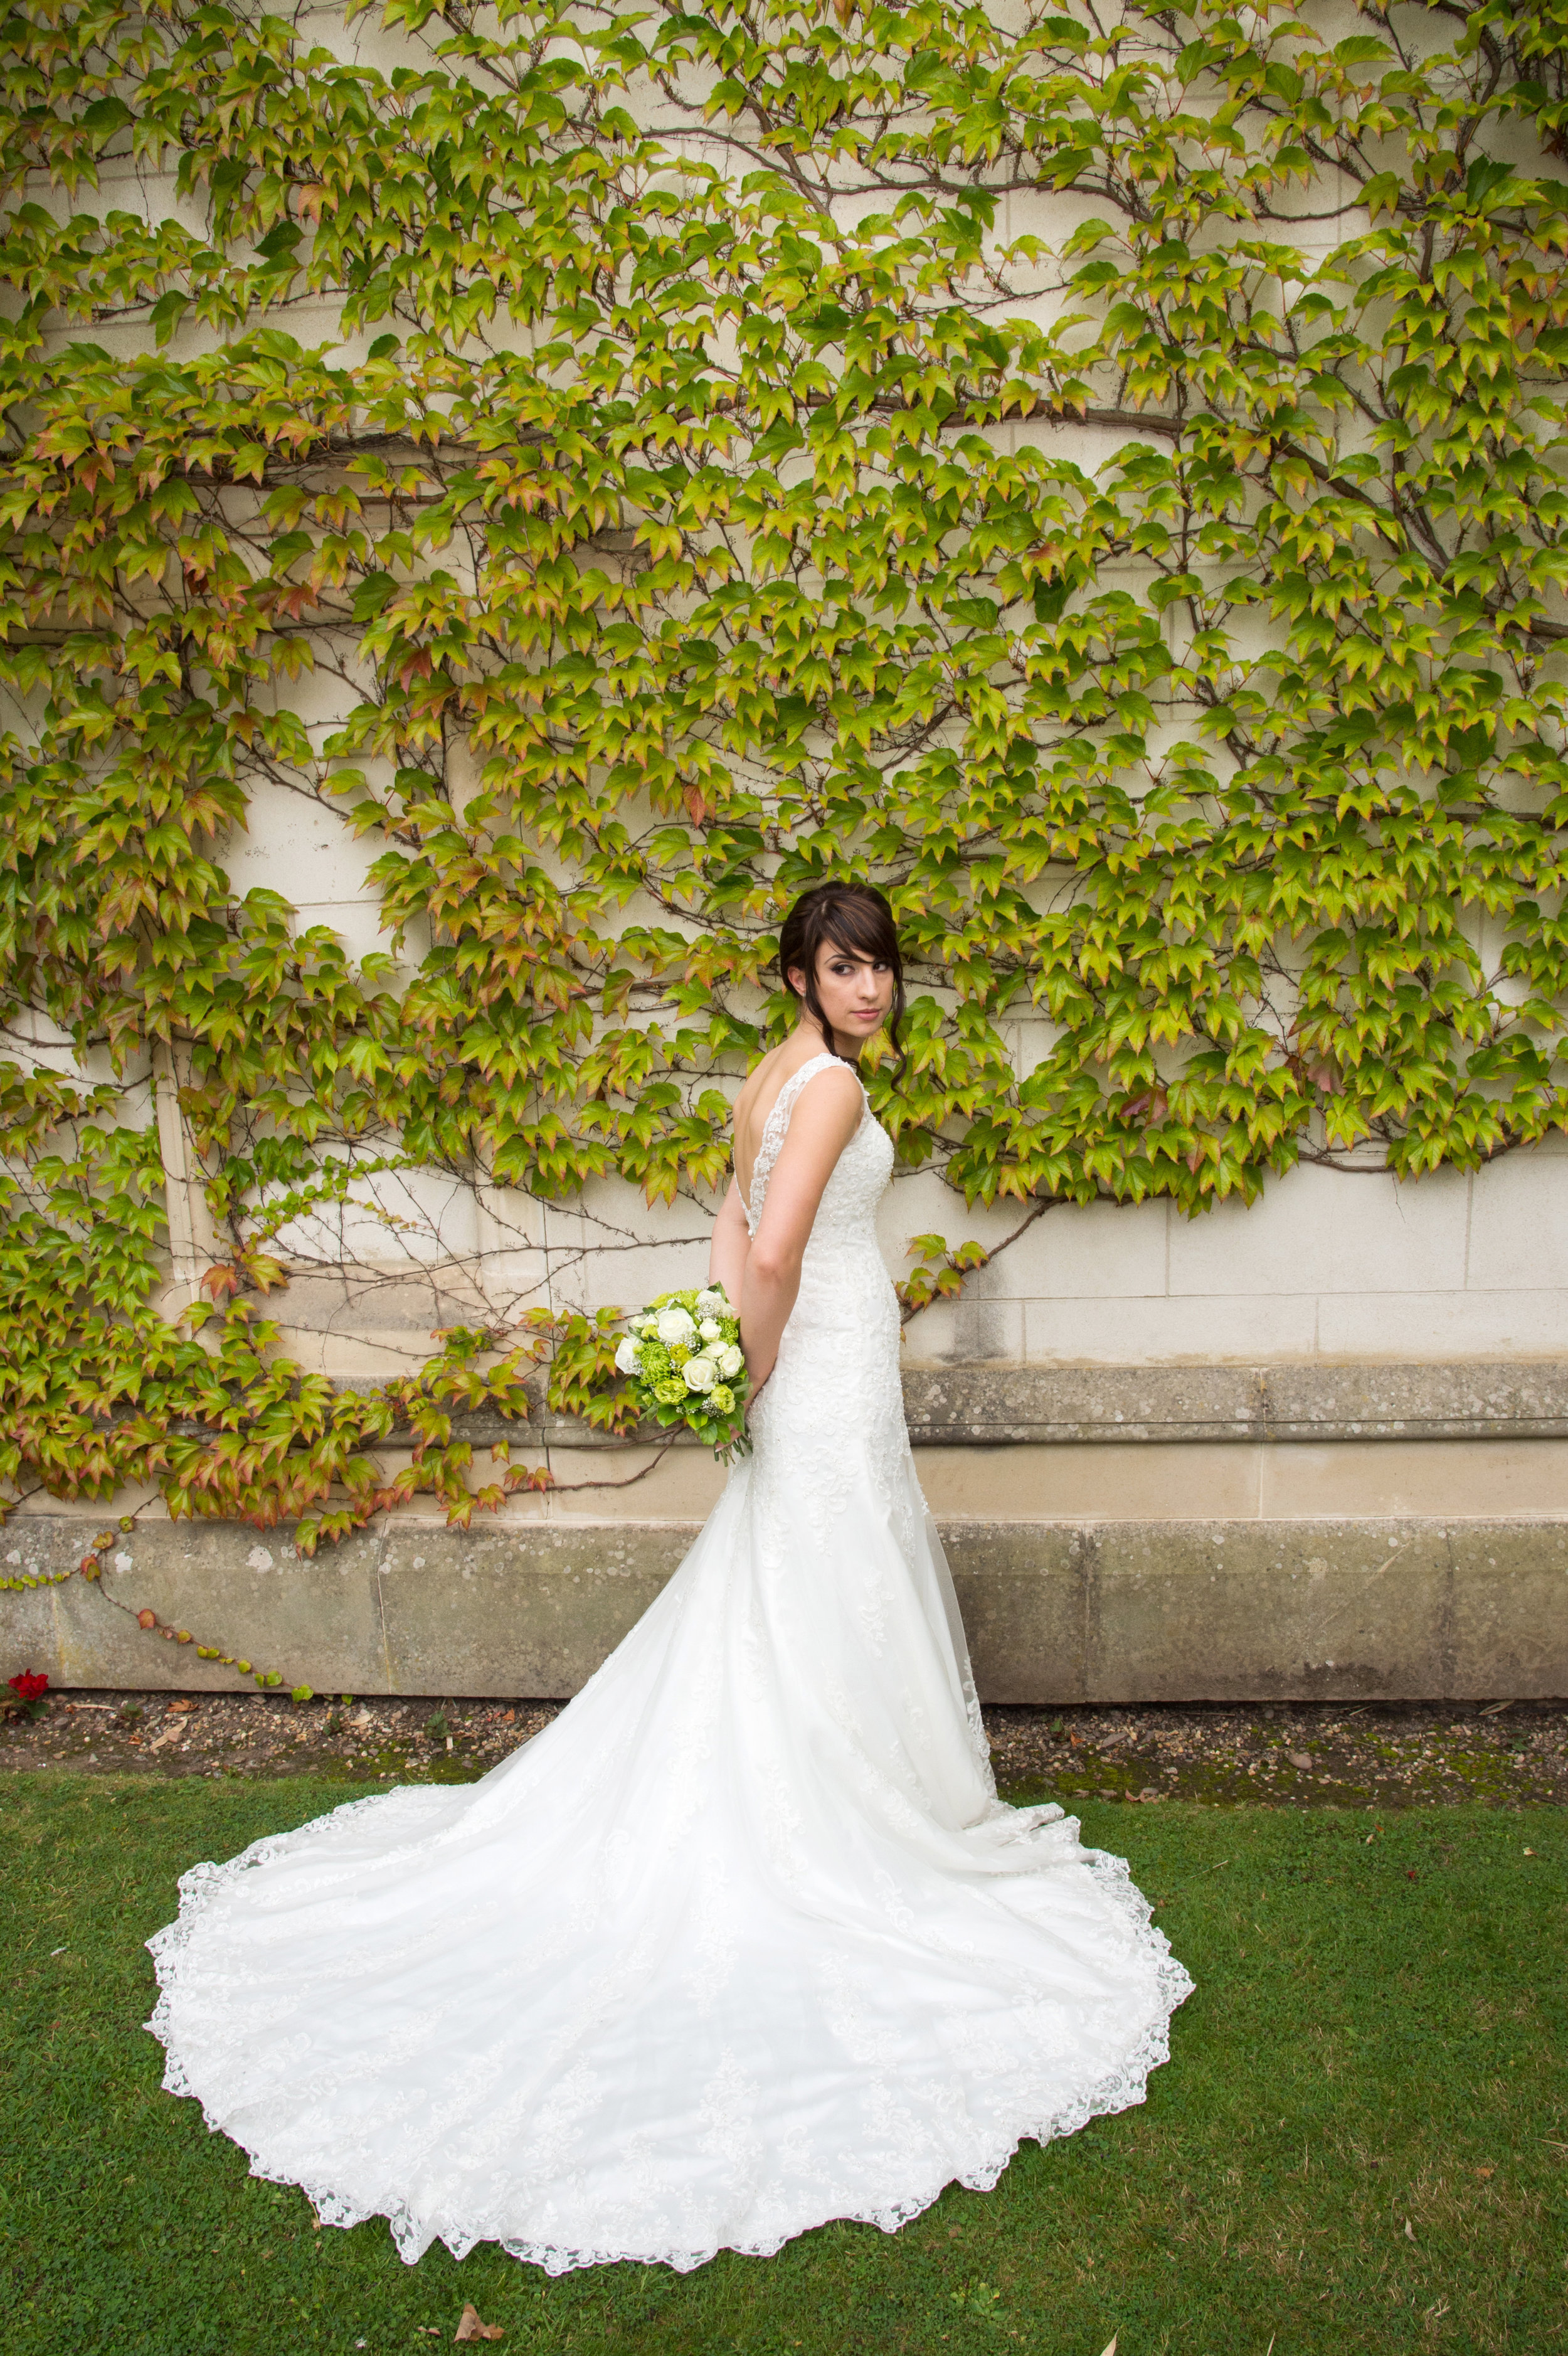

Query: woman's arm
707;1175;751;1308
739;1066;863;1389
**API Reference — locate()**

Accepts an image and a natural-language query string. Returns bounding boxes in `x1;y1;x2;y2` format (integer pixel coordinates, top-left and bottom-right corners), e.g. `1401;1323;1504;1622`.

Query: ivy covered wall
3;0;1568;1544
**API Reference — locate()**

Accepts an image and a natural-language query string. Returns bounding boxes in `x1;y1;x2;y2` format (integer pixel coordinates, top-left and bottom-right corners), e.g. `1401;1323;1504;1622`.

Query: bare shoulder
733;1043;862;1197
786;1058;863;1134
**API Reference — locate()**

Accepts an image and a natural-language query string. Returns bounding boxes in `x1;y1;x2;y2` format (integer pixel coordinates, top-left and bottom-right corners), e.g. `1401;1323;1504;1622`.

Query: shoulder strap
771;1051;851;1122
746;1053;863;1228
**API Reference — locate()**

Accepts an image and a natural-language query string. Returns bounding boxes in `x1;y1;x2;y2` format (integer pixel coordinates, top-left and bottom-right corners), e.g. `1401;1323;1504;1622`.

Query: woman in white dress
145;881;1192;2276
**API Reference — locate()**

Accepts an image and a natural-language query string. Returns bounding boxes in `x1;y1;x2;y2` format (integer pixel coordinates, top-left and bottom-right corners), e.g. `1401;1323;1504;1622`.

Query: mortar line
373;1524;395;1695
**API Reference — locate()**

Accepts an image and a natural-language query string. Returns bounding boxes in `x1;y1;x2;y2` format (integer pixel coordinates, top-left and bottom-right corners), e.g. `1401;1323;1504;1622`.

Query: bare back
733;1036;847;1209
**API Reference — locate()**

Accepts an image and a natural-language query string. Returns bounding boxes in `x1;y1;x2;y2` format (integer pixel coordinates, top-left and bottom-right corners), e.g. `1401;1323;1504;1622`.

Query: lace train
144;1056;1192;2272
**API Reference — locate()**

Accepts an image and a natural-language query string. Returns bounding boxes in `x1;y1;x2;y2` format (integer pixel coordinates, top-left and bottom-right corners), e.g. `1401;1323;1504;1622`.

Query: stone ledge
314;1361;1568;1448
4;1513;1564;1702
900;1361;1568;1446
98;1362;1568;1451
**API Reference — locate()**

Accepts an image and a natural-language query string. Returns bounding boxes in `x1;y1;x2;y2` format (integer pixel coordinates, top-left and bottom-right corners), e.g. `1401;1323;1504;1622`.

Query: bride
145;881;1192;2276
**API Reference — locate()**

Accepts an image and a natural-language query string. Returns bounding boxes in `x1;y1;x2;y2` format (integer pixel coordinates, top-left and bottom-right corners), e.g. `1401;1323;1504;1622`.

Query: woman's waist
777;1285;899;1361
786;1272;899;1334
795;1233;894;1288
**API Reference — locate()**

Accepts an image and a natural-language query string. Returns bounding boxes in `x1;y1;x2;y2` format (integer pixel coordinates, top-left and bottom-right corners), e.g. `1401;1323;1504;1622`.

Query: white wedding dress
146;1053;1192;2274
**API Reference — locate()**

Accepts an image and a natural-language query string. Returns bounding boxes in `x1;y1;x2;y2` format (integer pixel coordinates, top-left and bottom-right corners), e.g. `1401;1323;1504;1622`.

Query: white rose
614;1336;642;1375
699;1318;721;1341
682;1355;718;1392
655;1308;697;1346
717;1344;743;1379
696;1287;726;1317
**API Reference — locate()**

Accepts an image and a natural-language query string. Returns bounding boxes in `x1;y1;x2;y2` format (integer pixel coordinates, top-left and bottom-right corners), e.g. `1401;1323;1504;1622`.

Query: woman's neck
796;1017;847;1063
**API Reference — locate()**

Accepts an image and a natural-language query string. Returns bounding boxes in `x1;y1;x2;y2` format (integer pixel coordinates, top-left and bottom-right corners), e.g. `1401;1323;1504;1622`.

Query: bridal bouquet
614;1285;751;1458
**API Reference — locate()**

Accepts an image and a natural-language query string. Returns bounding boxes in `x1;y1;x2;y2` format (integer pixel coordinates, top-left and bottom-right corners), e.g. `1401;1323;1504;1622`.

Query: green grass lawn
2;1776;1563;2356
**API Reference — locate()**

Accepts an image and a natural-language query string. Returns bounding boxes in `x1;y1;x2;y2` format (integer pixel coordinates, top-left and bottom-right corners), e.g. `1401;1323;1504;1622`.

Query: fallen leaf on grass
1099;2338;1118;2356
455;2306;504;2342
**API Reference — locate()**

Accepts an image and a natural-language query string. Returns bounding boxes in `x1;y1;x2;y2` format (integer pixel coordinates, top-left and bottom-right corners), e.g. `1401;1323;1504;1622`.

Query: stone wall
7;1362;1564;1701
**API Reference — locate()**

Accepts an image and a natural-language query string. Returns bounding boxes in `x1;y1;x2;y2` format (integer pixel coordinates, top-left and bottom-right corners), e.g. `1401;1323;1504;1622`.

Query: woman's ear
785;965;807;999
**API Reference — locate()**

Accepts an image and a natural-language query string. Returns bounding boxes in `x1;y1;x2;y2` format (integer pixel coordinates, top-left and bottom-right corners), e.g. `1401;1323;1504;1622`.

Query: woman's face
788;940;895;1048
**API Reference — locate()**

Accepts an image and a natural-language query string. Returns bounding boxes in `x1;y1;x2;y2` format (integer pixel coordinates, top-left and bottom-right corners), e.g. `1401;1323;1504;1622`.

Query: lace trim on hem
142;1791;1194;2281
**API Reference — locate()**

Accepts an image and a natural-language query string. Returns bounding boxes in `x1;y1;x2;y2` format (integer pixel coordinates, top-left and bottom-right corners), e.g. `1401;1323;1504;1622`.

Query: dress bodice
739;1051;906;1544
744;1051;895;1254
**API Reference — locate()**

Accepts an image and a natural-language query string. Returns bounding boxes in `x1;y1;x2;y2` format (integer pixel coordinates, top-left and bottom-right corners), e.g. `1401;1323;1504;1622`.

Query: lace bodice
738;1051;904;1519
743;1050;891;1243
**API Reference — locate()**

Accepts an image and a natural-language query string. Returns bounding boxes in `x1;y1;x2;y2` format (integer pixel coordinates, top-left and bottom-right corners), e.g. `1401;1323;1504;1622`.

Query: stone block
542;1182;715;1313
1443;1523;1568;1696
1167;1162;1470;1299
4;1519;386;1695
984;1195;1168;1301
1076;1521;1458;1701
898;1296;1025;1366
1466;1148;1568;1290
918;1442;1261;1522
1024;1293;1319;1364
943;1525;1089;1702
1258;1438;1568;1520
1256;1360;1568;1438
376;1524;695;1695
542;1445;729;1523
901;1362;1267;1443
1314;1288;1568;1361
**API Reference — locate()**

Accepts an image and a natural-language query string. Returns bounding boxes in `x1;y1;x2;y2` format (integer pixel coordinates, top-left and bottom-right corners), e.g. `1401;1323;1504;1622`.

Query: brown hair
777;882;905;1072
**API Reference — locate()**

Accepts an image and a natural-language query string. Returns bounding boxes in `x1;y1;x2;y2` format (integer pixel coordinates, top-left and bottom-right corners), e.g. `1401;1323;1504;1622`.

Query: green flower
709;1382;734;1413
654;1378;689;1406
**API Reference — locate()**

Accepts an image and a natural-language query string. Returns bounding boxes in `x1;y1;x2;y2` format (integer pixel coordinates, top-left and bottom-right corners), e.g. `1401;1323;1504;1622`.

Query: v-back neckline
740;1051;851;1224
